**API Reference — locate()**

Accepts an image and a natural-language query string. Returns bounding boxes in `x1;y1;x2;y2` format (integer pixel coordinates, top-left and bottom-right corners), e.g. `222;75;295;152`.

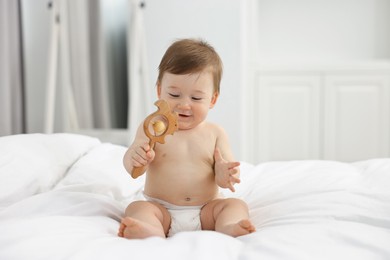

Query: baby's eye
192;97;202;101
169;93;180;98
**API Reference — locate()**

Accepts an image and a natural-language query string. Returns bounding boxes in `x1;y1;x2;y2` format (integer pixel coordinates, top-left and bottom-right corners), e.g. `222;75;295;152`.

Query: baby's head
157;38;223;95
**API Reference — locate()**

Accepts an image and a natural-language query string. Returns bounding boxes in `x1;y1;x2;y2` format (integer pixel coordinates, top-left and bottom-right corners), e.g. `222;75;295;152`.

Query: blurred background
1;0;390;163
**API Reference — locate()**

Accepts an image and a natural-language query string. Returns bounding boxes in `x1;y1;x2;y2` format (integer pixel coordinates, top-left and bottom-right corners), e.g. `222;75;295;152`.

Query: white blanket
0;133;389;260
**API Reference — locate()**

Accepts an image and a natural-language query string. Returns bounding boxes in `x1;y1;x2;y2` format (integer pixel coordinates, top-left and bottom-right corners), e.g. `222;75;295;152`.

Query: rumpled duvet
0;133;389;260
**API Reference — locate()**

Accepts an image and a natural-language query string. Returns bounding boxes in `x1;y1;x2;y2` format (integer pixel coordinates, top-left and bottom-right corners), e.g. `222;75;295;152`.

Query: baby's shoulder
202;121;227;135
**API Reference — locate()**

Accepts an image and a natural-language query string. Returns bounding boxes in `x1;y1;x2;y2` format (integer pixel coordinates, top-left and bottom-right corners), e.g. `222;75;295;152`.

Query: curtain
44;0;128;132
69;0;130;130
66;0;111;130
128;0;152;140
0;0;25;136
5;0;144;143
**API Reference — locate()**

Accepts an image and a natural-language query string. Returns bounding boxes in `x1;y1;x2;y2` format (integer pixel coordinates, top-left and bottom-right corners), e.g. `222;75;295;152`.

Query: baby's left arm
214;148;240;192
213;127;241;192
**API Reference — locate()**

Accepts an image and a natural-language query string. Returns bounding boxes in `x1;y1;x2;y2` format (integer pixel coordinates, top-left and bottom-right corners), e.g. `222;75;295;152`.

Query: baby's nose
177;100;191;109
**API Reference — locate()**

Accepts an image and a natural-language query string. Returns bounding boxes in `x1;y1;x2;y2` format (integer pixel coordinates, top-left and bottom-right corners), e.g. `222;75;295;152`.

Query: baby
118;38;256;239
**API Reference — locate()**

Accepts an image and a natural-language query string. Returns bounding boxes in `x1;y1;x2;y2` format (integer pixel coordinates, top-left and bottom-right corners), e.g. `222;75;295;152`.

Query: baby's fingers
230;174;241;184
227;182;236;192
132;153;148;167
132;144;152;165
228;161;240;170
139;143;151;153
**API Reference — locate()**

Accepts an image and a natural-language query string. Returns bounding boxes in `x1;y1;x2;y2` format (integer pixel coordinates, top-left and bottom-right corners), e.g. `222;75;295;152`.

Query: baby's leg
200;198;256;237
118;201;171;239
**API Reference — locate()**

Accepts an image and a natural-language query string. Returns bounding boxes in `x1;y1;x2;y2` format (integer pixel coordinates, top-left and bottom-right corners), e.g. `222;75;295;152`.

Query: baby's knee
127;200;148;208
223;198;248;209
125;200;158;214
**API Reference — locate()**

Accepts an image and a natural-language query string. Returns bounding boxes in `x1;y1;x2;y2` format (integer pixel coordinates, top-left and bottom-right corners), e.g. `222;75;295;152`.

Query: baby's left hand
214;148;241;192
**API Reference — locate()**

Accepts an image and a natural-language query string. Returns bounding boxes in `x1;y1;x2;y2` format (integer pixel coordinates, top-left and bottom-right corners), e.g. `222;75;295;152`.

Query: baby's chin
177;126;193;131
177;122;197;131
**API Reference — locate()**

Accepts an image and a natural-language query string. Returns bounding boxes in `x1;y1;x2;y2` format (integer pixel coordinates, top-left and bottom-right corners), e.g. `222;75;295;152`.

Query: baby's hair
157;38;223;94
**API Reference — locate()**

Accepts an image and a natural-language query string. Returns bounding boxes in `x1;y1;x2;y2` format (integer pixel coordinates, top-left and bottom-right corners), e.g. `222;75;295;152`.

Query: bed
0;133;389;260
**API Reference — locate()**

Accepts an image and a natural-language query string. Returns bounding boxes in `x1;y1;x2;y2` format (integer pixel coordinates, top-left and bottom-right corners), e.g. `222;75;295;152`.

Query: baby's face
158;70;218;130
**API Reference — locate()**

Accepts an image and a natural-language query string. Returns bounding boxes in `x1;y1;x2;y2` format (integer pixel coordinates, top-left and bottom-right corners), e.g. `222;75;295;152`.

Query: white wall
142;0;244;159
254;0;390;63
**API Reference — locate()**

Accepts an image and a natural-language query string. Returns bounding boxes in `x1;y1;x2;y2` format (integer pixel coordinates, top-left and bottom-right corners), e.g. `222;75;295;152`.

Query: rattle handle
131;140;155;179
131;165;146;179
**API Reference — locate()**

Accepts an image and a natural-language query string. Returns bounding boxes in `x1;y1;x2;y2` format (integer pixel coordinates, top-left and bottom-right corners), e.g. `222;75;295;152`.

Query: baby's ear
209;92;219;108
157;83;162;98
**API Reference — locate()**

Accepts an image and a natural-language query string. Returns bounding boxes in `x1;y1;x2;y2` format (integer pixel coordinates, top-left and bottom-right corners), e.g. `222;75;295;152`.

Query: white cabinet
324;75;390;161
241;1;390;163
244;67;390;163
255;75;321;161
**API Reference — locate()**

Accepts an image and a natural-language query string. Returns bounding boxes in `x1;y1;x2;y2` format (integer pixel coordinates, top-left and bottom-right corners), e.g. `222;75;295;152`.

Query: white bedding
0;133;389;260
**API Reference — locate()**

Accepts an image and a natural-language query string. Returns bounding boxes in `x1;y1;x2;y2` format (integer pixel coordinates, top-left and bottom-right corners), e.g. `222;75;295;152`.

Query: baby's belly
144;165;219;206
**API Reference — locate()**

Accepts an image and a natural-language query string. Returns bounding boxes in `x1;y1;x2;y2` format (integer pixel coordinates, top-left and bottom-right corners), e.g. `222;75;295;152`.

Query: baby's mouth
174;110;192;118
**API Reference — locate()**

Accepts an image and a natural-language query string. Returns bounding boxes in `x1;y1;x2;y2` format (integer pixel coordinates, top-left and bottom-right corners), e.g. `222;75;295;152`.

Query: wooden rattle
131;99;178;178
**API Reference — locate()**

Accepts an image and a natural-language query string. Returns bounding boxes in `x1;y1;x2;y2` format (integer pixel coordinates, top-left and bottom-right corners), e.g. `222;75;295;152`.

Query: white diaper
143;193;202;237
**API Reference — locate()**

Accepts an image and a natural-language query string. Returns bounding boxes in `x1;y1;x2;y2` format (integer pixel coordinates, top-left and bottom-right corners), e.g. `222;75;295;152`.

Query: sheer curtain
54;0;151;143
0;0;25;136
67;0;127;129
128;0;153;141
3;0;148;144
45;0;129;134
53;0;112;131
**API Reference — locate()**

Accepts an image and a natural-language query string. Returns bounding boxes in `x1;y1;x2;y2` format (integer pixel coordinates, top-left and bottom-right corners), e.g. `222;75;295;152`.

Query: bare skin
118;201;169;239
119;70;256;238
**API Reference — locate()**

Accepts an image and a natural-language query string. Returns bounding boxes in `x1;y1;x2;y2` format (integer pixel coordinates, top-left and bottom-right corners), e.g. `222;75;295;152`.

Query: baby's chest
156;133;216;162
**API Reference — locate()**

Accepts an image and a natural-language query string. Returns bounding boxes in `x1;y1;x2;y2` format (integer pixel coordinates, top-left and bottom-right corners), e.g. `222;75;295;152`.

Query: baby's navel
185;197;191;202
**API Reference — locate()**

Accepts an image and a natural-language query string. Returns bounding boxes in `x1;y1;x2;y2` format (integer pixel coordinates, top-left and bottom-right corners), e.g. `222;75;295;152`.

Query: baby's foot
220;219;256;237
118;217;165;239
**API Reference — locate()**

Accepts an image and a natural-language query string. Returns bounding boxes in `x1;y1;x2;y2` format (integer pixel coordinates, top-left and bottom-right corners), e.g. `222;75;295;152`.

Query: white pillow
0;133;100;207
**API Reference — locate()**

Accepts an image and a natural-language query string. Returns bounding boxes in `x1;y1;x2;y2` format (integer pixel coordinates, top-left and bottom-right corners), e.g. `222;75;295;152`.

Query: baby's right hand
131;143;155;168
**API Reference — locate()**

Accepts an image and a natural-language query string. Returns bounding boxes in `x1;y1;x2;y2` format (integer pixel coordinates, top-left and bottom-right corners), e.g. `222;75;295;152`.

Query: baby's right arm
123;123;155;178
